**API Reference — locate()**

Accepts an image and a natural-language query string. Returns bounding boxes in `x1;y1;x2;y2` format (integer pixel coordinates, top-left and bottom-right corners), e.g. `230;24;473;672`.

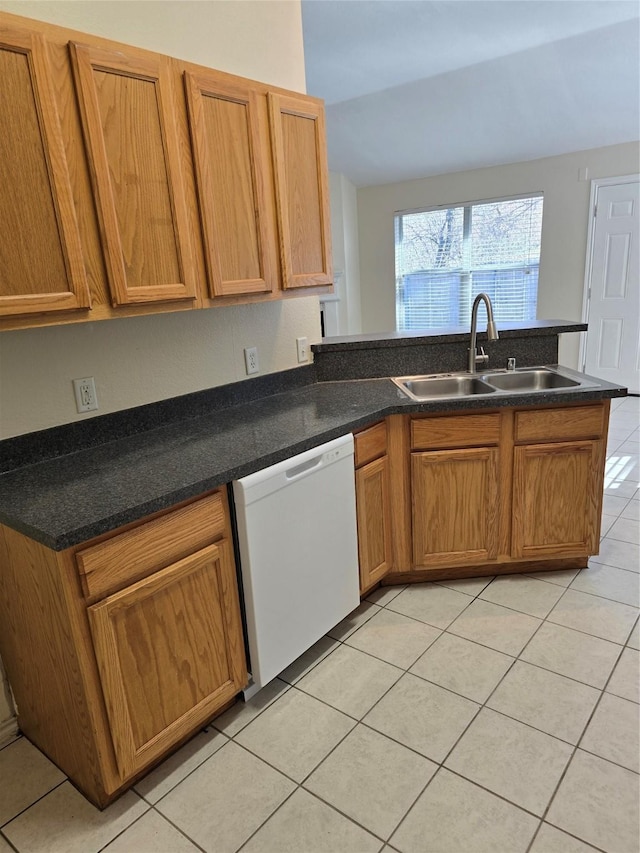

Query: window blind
395;196;543;331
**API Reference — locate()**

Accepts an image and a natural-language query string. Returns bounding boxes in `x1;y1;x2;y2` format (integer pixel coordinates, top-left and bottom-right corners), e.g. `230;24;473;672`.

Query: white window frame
395;191;544;331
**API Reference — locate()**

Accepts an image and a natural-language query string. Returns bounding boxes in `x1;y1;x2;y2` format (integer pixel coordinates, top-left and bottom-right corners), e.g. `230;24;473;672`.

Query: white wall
0;300;320;438
0;0;306;91
357;141;640;368
0;0;321;439
328;172;362;335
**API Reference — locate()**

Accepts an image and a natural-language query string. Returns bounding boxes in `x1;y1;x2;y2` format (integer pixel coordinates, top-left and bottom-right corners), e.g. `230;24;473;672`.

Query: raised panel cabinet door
88;540;247;780
184;72;278;297
512;440;602;559
356;456;393;593
412;448;500;568
0;25;90;316
69;42;197;306
268;93;332;289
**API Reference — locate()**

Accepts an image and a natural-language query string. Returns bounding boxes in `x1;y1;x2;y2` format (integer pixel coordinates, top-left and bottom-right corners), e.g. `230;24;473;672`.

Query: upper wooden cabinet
69;42;197;306
0;10;334;328
268;93;333;289
0;23;90;317
184;72;278;298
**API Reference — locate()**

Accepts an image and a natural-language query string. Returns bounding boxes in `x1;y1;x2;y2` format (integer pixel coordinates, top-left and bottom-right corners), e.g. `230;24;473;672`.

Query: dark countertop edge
2;376;625;552
312;321;587;352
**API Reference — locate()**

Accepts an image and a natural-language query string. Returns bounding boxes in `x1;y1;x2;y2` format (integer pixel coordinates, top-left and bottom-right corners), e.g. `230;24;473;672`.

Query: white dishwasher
233;434;360;698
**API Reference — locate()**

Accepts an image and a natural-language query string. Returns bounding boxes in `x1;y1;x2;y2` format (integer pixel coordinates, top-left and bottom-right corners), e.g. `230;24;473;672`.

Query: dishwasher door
233;434;359;698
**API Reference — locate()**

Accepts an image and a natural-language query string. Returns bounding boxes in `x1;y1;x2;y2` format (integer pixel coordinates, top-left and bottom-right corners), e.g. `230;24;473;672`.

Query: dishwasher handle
285;455;323;480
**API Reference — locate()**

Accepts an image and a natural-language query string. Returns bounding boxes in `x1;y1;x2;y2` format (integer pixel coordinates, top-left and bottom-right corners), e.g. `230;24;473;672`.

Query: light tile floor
1;395;638;853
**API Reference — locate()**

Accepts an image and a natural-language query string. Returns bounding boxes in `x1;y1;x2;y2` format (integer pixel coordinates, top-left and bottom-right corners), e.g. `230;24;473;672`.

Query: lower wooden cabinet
354;422;393;593
387;401;609;581
0;488;247;807
412;447;500;568
355;456;393;592
512;439;601;559
89;539;245;779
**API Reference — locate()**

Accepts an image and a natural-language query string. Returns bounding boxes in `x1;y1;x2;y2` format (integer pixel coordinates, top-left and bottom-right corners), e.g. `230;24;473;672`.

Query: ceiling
301;1;640;186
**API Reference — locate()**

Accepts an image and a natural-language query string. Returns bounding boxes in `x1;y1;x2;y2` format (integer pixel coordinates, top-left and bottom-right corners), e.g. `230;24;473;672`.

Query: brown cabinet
354;423;393;593
69;41;198;307
183;71;278;298
409;412;502;571
0;489;247;807
0;22;90;317
89;539;245;779
512;440;601;558
268;93;333;290
184;70;332;298
388;401;608;582
0;10;333;329
511;405;605;559
412;447;500;568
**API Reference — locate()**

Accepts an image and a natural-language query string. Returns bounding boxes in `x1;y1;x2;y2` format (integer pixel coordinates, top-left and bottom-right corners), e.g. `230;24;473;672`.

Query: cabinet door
0;25;90;316
268;93;332;289
356;456;393;593
69;42;196;306
184;72;278;298
88;540;246;779
512;440;602;558
412;448;500;567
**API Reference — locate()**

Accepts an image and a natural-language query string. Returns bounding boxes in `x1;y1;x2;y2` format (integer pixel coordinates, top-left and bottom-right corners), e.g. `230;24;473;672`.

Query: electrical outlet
244;346;259;375
73;377;98;413
296;336;309;363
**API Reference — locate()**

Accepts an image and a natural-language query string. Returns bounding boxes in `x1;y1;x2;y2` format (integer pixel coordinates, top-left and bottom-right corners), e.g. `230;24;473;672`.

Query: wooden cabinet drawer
515;405;605;443
354;421;387;467
411;413;501;450
76;491;226;600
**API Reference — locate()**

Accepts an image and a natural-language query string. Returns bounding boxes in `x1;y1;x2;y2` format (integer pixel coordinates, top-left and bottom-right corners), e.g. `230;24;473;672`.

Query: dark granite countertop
312;320;587;352
0;366;625;551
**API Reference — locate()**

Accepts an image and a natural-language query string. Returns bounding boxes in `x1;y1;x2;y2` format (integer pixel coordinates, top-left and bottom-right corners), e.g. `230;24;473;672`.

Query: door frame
579;173;640;371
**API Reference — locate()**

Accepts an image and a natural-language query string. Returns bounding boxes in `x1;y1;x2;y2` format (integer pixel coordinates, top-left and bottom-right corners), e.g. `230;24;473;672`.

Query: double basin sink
394;367;591;402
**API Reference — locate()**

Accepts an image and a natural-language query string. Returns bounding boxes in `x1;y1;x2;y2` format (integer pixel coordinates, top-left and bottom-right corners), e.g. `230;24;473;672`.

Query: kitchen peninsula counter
0;358;624;550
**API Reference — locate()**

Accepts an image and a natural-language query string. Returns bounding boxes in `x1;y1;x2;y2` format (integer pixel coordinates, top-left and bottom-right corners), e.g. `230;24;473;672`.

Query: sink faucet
468;293;499;373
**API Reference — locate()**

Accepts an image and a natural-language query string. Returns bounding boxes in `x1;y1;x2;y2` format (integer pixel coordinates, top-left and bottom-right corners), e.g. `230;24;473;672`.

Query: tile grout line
367;581;557;841
522;573;638;853
130;726;231;807
0;828;20;853
216;581;526;849
0;777;67;834
228;741;393;852
94;804;208;853
363;577;592;847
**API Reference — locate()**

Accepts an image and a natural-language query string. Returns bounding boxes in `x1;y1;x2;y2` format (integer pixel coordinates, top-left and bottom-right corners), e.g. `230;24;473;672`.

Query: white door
584;179;639;393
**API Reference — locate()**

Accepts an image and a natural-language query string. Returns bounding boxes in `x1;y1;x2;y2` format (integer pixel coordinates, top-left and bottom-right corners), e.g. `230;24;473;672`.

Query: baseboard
0;715;19;747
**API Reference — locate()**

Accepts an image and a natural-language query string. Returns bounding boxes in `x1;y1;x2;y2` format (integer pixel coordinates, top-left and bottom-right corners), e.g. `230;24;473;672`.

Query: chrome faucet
468;293;499;373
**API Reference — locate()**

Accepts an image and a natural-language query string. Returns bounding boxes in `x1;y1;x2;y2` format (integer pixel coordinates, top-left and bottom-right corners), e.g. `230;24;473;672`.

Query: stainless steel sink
393;366;590;402
393;374;497;401
480;368;581;392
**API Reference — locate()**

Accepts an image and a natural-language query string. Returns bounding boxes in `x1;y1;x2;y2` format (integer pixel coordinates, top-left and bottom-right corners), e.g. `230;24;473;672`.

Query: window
395;195;543;331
